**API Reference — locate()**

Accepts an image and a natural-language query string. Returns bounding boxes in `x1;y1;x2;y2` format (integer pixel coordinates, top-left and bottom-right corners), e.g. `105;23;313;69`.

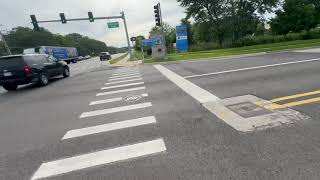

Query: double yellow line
264;90;320;110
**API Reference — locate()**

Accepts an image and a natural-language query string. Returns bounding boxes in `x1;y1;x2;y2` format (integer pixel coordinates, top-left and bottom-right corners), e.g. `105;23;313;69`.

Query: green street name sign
107;22;119;28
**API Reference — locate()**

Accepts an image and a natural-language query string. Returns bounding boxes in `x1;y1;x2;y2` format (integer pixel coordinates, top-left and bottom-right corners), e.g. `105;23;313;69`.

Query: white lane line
31;139;166;180
105;78;143;85
111;73;141;78
101;82;144;90
109;75;141;81
62;116;156;140
96;87;146;97
80;102;152;118
89;93;148;106
184;57;320;79
112;71;140;76
154;65;220;104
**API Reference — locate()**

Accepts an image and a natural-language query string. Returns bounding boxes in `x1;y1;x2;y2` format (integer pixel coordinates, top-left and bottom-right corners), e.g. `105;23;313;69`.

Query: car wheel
38;73;49;86
63;67;70;78
66;61;70;64
72;59;77;63
2;83;18;91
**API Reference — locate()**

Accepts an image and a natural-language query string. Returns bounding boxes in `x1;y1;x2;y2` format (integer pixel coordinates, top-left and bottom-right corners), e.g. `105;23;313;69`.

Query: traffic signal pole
154;3;167;57
30;12;132;59
121;12;132;59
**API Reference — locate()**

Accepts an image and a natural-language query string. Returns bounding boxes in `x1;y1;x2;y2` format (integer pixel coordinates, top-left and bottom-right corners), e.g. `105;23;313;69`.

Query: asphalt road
0;54;124;94
1;49;320;180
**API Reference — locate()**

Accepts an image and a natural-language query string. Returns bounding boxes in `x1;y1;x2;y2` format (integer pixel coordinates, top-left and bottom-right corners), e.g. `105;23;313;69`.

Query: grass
109;53;129;64
143;38;320;63
131;50;152;62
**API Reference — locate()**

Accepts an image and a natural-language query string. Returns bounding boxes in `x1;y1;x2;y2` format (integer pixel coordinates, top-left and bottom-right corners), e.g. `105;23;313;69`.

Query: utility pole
121;12;132;59
0;25;12;55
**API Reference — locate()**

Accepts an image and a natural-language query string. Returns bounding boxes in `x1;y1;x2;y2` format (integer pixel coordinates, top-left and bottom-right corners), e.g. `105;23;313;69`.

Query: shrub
234;28;320;48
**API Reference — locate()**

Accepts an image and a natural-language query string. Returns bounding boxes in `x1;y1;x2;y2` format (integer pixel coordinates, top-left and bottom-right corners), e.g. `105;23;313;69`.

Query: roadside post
142;39;156;61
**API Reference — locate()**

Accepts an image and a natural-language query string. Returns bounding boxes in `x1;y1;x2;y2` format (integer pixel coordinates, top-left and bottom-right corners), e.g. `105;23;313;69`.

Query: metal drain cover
227;101;272;118
123;95;142;102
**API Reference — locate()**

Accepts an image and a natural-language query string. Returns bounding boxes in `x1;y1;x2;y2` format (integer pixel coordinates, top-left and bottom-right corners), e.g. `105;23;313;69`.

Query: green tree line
0;27;126;56
135;0;320;53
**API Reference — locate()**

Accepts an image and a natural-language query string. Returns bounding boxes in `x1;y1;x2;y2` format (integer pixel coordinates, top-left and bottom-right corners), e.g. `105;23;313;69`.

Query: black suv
100;52;111;61
0;54;70;91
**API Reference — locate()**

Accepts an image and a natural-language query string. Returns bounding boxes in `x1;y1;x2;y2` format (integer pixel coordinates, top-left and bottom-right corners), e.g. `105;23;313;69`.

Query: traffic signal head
30;15;40;31
88;12;94;22
154;4;161;26
60;13;67;24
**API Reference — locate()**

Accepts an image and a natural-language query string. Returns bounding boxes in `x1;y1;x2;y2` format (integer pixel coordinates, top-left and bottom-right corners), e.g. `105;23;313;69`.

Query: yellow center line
271;90;320;103
267;97;320;110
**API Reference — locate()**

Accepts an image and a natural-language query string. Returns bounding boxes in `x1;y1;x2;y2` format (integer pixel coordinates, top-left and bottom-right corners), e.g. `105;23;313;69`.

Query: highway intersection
1;49;320;179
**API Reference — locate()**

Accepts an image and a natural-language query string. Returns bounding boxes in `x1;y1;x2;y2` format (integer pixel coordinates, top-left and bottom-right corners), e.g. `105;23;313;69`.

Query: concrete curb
142;45;320;65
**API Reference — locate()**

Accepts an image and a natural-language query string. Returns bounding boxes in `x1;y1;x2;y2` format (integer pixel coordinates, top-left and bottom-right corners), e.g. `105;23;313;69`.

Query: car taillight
24;65;33;75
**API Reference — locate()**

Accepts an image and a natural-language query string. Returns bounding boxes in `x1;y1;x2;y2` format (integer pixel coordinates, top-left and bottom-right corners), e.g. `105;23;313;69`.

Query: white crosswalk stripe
104;78;143;85
89;97;123;105
101;82;144;90
111;73;141;78
31;139;166;180
112;71;140;76
115;68;139;72
62;116;157;140
109;75;141;81
29;67;168;180
80;102;152;118
114;71;139;75
96;86;146;96
89;93;148;106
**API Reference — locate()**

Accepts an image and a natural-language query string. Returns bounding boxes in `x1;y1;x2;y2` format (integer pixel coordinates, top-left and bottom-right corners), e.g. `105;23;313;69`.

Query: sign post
176;25;188;52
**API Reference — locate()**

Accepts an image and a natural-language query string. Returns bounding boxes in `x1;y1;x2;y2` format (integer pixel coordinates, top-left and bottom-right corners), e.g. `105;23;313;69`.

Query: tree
134;35;146;51
150;23;176;50
255;23;266;36
177;0;278;47
270;0;318;35
177;0;227;47
180;18;194;45
1;27;124;56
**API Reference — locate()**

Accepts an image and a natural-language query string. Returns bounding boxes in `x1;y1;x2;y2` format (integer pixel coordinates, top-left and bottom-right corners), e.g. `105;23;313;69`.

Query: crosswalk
31;67;167;180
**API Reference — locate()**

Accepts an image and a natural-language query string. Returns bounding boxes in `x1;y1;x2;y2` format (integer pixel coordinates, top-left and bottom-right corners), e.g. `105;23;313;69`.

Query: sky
1;0;186;47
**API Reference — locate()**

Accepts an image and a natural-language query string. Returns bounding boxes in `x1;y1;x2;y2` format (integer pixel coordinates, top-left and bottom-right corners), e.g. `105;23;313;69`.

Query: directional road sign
107;22;119;28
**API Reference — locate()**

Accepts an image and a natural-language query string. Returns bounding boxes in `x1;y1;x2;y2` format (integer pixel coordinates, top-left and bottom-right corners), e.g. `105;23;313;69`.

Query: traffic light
88;12;94;22
60;13;67;24
154;3;161;26
30;15;40;31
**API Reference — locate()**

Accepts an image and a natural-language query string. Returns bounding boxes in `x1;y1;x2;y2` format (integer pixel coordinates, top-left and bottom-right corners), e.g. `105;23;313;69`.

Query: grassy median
109;53;129;64
143;39;320;63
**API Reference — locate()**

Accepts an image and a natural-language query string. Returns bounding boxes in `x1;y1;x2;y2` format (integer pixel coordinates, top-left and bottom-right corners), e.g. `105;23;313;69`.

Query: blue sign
142;39;156;47
176;25;188;52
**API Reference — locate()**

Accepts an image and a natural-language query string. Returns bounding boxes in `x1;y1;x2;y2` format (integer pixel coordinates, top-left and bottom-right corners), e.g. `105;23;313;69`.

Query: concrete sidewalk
112;54;143;67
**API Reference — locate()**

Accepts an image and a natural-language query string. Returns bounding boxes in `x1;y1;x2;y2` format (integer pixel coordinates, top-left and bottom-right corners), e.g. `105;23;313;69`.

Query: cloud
1;0;185;47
